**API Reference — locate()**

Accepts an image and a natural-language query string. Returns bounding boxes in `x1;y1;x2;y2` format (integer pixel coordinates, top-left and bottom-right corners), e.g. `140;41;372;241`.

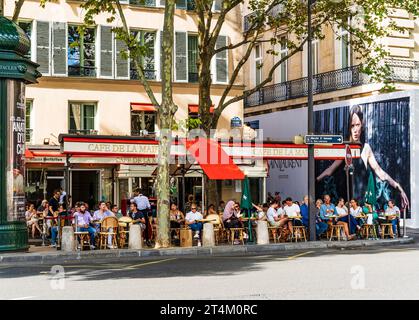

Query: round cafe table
196;218;217;223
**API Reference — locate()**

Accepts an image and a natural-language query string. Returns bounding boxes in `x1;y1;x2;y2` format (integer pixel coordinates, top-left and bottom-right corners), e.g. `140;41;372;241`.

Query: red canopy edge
182;138;245;180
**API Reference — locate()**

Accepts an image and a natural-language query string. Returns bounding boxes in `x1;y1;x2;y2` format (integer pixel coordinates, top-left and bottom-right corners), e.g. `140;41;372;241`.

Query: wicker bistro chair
99;216;119;249
118;216;133;248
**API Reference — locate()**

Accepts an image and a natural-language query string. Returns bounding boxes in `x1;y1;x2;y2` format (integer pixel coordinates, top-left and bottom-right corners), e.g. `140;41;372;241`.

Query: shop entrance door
71;170;100;209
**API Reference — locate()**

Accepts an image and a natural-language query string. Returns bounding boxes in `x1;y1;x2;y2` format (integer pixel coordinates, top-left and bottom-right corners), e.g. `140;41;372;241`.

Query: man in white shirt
185;204;203;241
266;201;289;228
385;199;400;237
283;197;302;227
131;189;152;246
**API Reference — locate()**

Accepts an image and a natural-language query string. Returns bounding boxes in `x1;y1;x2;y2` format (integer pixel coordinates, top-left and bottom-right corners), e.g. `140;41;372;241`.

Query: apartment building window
311;39;319;75
68;25;96;77
19;21;32;59
131;104;156;136
278;37;288;83
25;100;33;143
129;0;156;7
340;28;351;68
69;103;97;134
131;30;156;80
188;34;199;83
254;44;263;86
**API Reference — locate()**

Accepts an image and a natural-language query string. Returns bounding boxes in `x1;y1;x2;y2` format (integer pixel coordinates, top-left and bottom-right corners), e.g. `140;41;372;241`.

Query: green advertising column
0;17;40;251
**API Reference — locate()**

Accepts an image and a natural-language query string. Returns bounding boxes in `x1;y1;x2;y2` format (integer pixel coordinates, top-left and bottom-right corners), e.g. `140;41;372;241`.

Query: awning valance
131;103;156;112
188;104;215;114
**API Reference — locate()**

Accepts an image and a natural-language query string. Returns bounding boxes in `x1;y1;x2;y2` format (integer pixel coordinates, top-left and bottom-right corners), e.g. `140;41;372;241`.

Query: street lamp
307;0;317;241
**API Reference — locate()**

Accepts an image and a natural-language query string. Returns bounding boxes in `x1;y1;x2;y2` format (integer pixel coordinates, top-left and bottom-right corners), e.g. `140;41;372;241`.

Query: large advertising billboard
315;97;410;213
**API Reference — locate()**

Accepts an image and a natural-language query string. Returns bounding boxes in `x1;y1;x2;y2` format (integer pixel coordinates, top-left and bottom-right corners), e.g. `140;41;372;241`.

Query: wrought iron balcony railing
387;58;419;83
244;60;419;108
68;66;97;77
244;64;368;108
131;130;156;137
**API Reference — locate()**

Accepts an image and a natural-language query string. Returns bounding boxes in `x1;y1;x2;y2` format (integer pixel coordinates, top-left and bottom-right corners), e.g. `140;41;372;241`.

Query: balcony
68;66;97;77
68;129;98;135
244;60;419;108
130;68;157;81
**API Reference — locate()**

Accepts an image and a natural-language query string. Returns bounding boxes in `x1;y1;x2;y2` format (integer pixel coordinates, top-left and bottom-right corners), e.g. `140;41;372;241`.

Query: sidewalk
0;237;414;265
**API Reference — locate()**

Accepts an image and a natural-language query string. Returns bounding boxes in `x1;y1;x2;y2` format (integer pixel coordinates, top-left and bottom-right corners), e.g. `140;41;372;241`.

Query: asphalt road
1;240;419;300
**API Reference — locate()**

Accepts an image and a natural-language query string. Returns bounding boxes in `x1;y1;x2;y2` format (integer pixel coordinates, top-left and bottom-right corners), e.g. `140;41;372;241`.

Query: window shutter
100;26;113;78
176;0;187;9
36;21;51;75
175;31;187;82
215;35;228;83
52;22;67;76
115;37;129;78
213;0;222;11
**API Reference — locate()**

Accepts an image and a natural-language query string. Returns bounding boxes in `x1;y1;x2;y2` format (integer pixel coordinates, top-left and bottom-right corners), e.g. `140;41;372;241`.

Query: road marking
287;251;314;260
9;296;36;300
124;258;177;270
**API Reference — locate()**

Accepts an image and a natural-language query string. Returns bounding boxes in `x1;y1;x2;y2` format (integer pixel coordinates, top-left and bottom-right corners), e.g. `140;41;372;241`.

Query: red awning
131;103;156;112
188;104;215;114
25;149;34;158
183;138;245;180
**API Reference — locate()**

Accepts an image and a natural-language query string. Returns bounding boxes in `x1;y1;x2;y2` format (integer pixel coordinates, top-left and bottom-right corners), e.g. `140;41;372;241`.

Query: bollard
128;224;143;249
61;227;75;252
202;223;215;247
256;221;269;245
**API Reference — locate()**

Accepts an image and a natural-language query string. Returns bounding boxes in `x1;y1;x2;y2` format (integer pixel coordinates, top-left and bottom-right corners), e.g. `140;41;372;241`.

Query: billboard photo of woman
315;98;410;212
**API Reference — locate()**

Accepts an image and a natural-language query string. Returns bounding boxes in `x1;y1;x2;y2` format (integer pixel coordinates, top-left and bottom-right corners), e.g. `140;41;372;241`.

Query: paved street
1;238;419;300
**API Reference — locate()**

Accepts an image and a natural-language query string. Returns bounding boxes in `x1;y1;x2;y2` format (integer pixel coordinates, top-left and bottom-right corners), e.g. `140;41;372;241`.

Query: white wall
246;107;308;202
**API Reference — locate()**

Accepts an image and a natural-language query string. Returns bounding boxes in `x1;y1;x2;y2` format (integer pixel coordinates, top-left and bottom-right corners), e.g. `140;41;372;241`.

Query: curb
0;237;414;265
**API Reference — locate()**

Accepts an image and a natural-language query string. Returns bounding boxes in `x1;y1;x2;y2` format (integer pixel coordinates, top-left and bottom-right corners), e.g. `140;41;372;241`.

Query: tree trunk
155;0;176;249
0;0;4;17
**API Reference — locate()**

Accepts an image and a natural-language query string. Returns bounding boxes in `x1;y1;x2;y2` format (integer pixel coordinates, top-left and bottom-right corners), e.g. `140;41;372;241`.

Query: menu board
6;80;26;222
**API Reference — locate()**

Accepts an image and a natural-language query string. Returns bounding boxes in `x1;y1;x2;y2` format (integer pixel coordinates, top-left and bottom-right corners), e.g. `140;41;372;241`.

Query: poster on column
6;80;26;222
314;97;411;217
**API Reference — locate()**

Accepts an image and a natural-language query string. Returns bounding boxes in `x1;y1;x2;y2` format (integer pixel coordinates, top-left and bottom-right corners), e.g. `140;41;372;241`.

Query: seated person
110;204;122;219
26;203;42;239
349;199;363;233
320;194;336;221
283;197;302;227
169;203;185;229
385;199;400;237
301;196;328;238
205;204;221;226
129;202;146;232
72;203;96;250
93;201;116;249
252;203;269;222
335;198;357;240
266;200;288;228
185;204;203;240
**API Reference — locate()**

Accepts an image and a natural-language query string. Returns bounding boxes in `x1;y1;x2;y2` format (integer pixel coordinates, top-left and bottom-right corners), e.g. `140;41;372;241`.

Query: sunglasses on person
191;207;197;210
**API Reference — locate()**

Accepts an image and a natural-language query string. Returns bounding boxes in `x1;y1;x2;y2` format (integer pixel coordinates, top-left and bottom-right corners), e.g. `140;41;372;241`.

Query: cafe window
69;102;97;134
131;103;157;136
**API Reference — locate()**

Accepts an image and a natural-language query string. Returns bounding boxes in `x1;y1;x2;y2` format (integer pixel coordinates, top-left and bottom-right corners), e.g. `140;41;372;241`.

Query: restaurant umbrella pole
240;176;254;244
